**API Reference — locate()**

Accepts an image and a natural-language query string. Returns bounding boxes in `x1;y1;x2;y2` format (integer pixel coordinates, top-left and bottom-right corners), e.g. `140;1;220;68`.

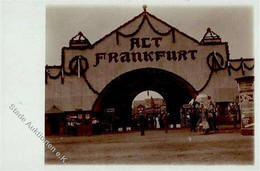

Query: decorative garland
197;70;213;93
82;74;99;95
46;52;254;95
46;10;254;97
45;65;62;84
227;59;254;76
145;15;175;43
197;52;254;93
46;55;99;95
116;12;175;45
206;52;226;72
116;15;146;45
68;55;89;76
49;71;61;79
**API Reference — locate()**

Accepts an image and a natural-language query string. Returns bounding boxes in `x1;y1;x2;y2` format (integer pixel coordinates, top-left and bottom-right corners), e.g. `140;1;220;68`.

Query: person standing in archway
156;116;160;129
139;112;145;136
192;101;200;132
230;103;238;128
190;106;196;132
153;116;156;129
201;104;210;134
163;113;168;133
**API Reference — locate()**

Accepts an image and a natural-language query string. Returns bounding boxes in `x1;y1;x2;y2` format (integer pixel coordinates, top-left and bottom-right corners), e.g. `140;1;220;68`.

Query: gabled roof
90;9;202;48
66;7;227;50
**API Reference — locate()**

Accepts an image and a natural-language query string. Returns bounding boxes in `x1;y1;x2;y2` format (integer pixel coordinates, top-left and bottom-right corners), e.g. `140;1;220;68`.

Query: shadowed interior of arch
92;68;197;130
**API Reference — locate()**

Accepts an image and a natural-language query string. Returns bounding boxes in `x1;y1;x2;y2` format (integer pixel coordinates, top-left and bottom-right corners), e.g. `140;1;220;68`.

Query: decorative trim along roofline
45;8;254;96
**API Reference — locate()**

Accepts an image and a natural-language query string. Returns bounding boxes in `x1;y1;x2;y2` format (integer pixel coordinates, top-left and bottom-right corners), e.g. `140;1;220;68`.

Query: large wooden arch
45;9;254;114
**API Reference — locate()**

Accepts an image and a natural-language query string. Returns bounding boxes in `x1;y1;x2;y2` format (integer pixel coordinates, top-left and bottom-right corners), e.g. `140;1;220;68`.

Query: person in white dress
201;104;210;134
156;117;160;129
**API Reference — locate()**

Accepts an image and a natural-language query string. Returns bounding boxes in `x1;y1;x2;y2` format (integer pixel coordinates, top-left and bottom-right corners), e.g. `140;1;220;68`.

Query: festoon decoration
116;6;175;45
46;55;99;95
197;51;254;93
46;6;254;96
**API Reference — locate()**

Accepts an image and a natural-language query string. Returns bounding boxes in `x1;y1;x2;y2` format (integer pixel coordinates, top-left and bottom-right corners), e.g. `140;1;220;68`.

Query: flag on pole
78;58;81;78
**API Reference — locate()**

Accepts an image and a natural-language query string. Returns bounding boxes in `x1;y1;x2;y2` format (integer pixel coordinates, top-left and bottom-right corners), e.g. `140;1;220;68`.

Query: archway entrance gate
45;7;254;135
92;68;197;131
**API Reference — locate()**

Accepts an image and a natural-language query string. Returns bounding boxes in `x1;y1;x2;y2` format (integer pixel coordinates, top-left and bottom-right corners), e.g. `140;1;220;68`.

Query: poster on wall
238;78;254;132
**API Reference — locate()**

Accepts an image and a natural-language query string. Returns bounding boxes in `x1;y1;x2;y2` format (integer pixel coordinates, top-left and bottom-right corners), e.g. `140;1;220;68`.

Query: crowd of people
61;96;240;136
227;102;239;128
132;113;169;130
139;112;169;135
188;96;218;134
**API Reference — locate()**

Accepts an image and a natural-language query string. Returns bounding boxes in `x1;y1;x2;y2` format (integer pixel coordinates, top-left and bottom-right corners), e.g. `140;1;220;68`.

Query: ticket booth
45;105;65;136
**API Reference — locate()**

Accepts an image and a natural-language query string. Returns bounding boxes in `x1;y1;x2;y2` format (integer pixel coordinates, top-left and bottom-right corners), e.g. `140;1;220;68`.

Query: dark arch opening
92;68;197;131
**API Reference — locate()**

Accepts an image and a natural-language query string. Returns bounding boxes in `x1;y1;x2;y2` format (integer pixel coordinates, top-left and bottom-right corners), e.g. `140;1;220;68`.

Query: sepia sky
46;4;254;100
133;90;163;101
